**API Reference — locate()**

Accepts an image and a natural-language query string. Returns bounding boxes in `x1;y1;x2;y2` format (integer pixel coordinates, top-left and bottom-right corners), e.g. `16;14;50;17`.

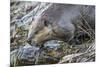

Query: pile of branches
59;42;95;63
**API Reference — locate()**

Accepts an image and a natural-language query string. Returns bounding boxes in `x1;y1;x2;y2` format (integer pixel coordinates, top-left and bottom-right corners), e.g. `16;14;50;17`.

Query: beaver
27;3;95;47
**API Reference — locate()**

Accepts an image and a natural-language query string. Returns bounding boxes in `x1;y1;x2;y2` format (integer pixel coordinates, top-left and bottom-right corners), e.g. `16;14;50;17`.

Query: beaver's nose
27;39;37;46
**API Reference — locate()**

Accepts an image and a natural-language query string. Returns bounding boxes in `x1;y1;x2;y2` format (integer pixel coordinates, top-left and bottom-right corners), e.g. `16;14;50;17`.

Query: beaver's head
27;15;55;46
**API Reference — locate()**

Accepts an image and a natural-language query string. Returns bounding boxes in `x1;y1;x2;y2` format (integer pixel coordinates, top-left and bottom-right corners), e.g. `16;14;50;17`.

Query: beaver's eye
44;20;49;27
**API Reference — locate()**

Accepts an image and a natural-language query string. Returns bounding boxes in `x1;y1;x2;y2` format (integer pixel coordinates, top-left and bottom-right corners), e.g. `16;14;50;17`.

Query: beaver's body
27;3;95;46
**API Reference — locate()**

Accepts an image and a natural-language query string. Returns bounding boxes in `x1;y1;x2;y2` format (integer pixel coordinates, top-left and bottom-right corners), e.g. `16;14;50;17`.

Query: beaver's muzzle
27;39;42;48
